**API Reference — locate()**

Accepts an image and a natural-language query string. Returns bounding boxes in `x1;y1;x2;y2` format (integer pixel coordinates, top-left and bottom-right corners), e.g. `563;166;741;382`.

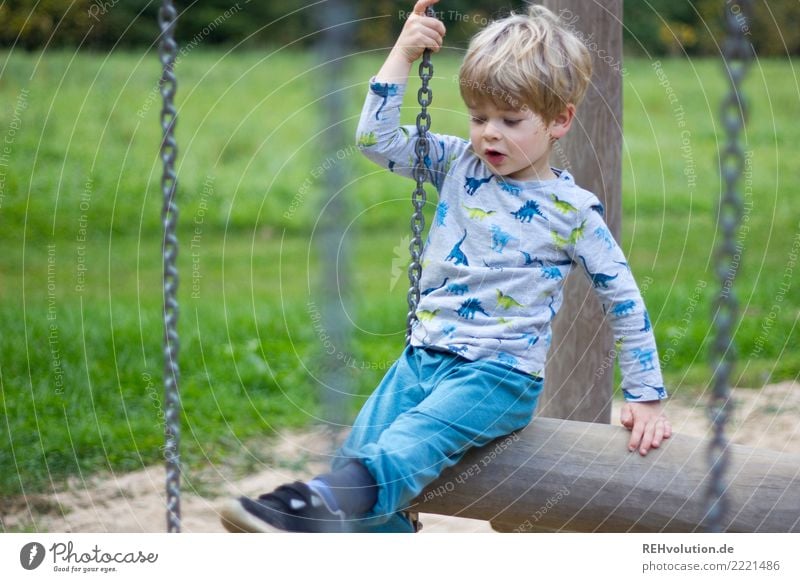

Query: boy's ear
548;104;576;140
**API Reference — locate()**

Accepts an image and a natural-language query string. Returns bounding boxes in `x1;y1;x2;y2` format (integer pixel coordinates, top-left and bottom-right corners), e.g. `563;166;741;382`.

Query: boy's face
467;102;558;181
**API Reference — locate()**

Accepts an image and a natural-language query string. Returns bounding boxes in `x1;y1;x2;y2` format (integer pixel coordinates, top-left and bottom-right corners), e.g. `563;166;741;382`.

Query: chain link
158;0;181;534
706;0;753;533
406;8;436;343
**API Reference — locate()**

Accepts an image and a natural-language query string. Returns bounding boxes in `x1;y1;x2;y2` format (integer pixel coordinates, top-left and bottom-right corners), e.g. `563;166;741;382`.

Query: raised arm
356;0;465;189
375;0;446;85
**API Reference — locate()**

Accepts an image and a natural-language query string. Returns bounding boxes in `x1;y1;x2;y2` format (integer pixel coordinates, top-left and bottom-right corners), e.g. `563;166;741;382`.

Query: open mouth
484;148;506;165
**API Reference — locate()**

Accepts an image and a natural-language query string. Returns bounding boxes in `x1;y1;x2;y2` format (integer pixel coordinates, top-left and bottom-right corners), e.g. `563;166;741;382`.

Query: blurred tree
751;0;800;55
626;0;800;57
695;0;800;57
623;0;699;56
0;0;797;56
0;0;93;49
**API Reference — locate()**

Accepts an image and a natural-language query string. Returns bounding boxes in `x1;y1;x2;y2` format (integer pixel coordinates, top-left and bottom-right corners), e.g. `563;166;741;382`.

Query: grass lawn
0;49;798;502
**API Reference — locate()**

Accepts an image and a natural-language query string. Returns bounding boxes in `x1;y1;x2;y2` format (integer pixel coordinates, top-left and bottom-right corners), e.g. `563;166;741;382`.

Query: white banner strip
1;533;796;580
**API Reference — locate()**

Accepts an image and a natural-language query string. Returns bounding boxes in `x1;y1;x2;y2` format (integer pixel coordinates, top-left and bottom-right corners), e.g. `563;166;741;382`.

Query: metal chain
158;0;181;534
706;0;753;533
406;7;436;343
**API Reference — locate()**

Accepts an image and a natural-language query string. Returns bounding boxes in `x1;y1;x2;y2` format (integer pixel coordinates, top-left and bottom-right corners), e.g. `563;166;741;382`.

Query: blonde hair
458;4;592;122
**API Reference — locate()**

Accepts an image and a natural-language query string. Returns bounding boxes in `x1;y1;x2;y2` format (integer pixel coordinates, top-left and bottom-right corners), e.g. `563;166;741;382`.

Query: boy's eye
470;116;485;124
504;119;522;126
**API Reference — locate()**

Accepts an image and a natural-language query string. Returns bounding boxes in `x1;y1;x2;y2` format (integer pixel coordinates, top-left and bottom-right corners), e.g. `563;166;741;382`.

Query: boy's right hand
394;0;446;63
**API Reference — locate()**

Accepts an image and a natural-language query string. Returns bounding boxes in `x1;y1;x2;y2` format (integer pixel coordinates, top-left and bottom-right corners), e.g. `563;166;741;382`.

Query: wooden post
315;0;353;427
537;0;623;423
414;418;800;533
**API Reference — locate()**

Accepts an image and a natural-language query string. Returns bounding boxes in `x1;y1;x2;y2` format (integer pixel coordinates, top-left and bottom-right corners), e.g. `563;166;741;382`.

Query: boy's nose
483;120;502;140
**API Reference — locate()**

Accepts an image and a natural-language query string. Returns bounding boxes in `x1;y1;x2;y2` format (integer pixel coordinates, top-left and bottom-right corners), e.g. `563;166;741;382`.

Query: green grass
1;50;798;501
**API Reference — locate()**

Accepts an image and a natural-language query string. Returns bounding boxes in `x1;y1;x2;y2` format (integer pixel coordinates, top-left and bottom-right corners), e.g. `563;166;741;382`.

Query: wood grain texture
412;417;800;532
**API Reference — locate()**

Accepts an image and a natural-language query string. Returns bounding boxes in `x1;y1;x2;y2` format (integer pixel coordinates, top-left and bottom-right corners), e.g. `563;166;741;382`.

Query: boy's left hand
620;401;672;456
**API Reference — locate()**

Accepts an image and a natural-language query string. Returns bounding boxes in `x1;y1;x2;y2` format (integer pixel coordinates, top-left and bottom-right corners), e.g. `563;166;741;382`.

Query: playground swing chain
706;0;753;533
405;8;436;343
157;0;182;533
155;2;752;533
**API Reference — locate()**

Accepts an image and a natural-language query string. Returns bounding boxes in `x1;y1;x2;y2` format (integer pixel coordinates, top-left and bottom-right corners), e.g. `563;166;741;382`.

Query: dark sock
310;461;378;516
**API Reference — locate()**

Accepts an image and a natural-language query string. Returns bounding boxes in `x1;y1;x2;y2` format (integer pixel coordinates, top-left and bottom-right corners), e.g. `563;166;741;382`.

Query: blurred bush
0;0;514;51
0;0;798;56
624;0;799;57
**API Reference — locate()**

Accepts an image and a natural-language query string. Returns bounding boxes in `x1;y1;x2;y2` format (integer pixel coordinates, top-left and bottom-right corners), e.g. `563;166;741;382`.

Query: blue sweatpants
332;345;543;532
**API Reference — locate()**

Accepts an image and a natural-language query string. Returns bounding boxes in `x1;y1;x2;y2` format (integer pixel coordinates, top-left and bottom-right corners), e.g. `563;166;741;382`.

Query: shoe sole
219;498;286;533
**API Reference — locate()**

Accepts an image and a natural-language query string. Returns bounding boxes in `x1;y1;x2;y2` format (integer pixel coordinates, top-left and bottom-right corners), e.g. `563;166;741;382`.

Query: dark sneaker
220;481;348;533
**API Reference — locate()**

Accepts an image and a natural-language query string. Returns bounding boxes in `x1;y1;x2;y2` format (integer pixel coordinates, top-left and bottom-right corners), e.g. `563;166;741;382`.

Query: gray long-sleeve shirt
357;79;666;401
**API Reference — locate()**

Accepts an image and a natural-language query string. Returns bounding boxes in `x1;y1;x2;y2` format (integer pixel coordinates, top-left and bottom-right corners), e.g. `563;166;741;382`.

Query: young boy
220;0;671;534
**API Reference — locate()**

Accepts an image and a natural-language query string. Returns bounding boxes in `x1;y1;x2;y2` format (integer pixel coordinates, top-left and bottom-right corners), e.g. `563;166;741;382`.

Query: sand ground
3;382;798;533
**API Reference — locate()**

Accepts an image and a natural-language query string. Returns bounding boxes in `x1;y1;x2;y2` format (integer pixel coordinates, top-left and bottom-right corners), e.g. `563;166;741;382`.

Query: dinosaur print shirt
357;80;666;402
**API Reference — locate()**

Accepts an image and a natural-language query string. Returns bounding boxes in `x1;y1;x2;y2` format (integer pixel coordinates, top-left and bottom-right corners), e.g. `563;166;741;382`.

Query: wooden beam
412;417;800;532
538;0;623;423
